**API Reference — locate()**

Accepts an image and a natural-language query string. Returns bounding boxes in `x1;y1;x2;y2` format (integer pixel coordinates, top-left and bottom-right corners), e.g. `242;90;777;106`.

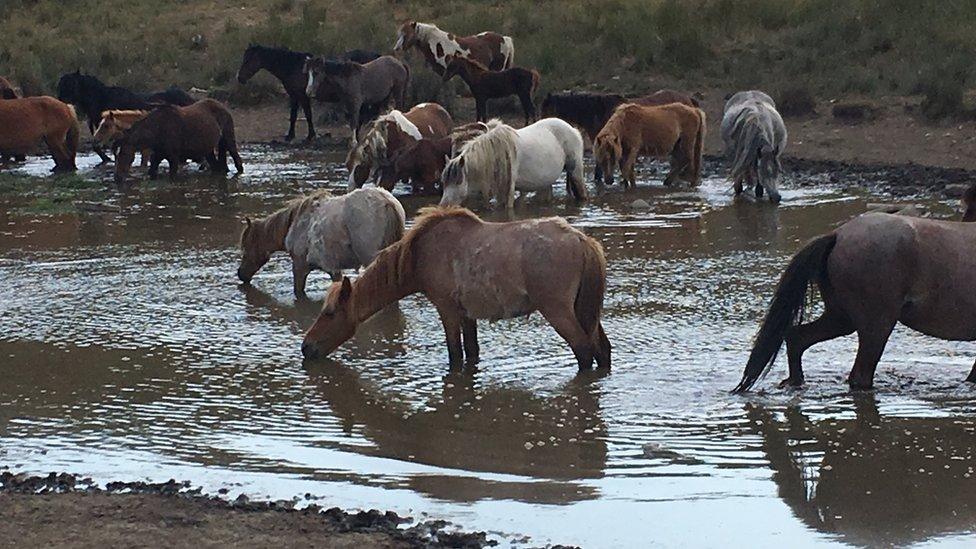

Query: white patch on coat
305;72;315;96
414;23;472;68
386;110;423;140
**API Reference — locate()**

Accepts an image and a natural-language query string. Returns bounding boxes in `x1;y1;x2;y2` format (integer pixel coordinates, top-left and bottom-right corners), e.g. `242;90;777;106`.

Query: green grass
1;0;975;117
0;173;106;215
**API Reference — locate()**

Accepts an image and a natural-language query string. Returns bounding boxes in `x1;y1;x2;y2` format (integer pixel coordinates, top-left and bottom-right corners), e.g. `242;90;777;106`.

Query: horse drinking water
301;206;611;371
721;90;787;203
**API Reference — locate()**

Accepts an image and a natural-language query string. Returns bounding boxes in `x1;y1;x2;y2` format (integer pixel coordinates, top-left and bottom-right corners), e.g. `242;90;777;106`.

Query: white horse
721;90;788;203
440;118;587;209
237;187;406;297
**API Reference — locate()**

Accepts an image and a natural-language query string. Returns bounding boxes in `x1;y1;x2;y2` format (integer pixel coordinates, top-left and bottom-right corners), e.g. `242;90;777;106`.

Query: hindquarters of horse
0;97;76;155
146;87;196;107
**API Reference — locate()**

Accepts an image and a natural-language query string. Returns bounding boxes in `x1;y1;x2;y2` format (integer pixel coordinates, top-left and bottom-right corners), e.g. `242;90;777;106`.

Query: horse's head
394;21;419;52
439;155;468;206
962;183;976;222
344;139;375;190
302;277;358;360
237;45;263;84
441;55;462;82
757;145;783;203
593;132;621;185
56;71;83;104
237;217;274;284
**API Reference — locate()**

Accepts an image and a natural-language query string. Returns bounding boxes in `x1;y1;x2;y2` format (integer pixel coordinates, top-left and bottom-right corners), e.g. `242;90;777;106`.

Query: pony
0;76;18;100
721;90;787;203
55;71;194;161
593;103;706;188
238;187;405;297
93;110;151;166
440;118;586;209
114;99;243;185
305;55;410;145
236;44;380;142
345;102;453;190
301;206;610;371
393;21;514;75
734;212;976;392
0;96;80;172
442;56;539;125
385;136;453;194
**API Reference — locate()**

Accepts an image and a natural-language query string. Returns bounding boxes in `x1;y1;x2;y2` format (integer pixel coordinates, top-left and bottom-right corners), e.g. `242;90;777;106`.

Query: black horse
236;44;380;142
56;70;195;162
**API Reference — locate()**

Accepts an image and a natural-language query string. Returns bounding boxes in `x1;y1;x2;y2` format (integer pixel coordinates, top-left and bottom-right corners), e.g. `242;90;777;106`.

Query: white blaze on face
305;72;315;97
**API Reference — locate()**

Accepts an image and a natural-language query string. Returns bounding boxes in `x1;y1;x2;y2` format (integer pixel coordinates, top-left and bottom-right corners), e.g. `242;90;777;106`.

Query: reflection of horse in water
748;396;976;546
302;360;608;503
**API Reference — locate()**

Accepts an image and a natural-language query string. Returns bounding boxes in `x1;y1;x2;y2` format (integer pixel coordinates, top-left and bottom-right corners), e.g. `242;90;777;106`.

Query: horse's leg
148;154;162;179
966;360;976;383
476;97;487;123
595;321;611;369
783;306;854;387
847;319;897;390
518;91;534;126
167;155;180;180
348;101;361;147
539;305;595;370
623;149;639;189
434;303;464;369
733;174;744;194
302;96;316;141
291;255;311;298
286;99;298;142
461;317;480;365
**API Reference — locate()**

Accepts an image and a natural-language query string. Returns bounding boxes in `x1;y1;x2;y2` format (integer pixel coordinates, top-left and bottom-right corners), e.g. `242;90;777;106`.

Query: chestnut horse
94;110;151;165
393;21;514;75
0;97;79;172
735;212;976;392
238;188;405;297
302;207;610;371
345;102;453;190
593;103;706;188
442;56;539;125
115;99;243;184
384;136;453;194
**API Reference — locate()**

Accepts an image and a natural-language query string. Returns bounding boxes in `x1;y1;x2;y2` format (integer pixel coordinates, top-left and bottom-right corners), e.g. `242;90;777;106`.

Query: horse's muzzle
237;267;252;284
301;341;319;360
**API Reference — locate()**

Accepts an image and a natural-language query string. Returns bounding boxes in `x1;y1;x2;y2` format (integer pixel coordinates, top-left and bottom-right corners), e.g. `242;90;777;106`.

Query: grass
1;0;975;117
0;173;106;215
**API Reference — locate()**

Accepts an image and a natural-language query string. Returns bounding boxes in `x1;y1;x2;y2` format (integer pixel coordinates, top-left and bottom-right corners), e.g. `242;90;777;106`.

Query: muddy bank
0;472;510;549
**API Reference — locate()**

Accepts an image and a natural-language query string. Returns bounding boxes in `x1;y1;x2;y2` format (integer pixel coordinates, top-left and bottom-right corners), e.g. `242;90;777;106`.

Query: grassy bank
1;1;975;116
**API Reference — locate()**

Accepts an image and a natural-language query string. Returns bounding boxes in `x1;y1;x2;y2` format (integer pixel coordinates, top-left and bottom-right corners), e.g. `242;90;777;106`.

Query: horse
440;118;587;209
393;21;514;75
345;102;453;190
593;103;706;189
236;44;380;142
94;110;152;165
962;183;976;222
0;76;17;100
721;90;787;203
114;99;243;185
442;56;539;125
301;206;610;371
385;136;453;194
305;55;410;146
55;71;194;162
734;212;976;392
0;96;80;172
238;187;405;297
541;89;702;181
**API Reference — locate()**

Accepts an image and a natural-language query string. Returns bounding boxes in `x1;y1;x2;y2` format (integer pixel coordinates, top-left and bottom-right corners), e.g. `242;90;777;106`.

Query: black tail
732;233;837;393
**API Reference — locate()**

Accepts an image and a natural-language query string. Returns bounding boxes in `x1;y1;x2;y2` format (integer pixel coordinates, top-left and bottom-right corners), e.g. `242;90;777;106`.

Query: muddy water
2;148;976;547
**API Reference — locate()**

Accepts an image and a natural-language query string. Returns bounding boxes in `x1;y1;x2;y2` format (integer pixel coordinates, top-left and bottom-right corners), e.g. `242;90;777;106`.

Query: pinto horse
236;44;380;142
0;97;80;171
345;102;453;190
393;21;514;75
305;55;410;146
735;213;976;392
721;90;787;203
238;188;405;297
442;56;539;125
302;206;610;371
593;103;706;188
56;71;194;162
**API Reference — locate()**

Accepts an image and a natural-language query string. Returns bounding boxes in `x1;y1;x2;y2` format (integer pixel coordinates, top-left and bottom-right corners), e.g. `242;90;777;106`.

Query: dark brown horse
735;212;976;392
0;76;17;100
442;56;539;125
383;136;453;193
0;96;79;171
115;99;243;184
393;21;514;75
305;55;410;145
962;183;976;221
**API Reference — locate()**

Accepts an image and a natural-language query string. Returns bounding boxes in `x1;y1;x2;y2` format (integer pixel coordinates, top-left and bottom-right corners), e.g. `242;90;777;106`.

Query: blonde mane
443;123;518;208
244;189;332;249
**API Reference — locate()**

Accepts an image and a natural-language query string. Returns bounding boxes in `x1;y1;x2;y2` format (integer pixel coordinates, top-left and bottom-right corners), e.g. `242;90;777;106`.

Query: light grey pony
721;90;787;203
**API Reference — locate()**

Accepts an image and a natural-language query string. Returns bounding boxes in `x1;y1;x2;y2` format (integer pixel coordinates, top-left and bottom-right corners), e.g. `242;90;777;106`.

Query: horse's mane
246;44;312;68
396;206;480;279
245;190;332;248
383;110;422;140
413;22;446;41
444;122;518;205
728;110;774;178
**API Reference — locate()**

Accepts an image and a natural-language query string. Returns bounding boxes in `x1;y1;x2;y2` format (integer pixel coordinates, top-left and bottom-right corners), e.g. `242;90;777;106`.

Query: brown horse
346;102;453;190
962;183;976;221
0;96;79;172
735;212;976;392
115;99;243;184
593;103;706;188
443;56;539;125
393;21;514;75
94;110;152;165
0;76;18;100
302;207;611;371
384;136;453;194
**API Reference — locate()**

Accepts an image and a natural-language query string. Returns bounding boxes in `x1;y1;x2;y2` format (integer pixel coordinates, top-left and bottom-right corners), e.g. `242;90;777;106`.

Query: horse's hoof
778;377;804;389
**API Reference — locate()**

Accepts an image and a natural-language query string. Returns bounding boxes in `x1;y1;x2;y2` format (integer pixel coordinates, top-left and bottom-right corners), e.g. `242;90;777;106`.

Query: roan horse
115;99;243;184
593;102;706;188
721;90;787;203
236;44;380;142
305;55;410;145
238;187;405;297
0;96;80;172
393;21;514;75
301;206;611;371
442;55;539;125
734;212;976;392
345;102;453;190
440;118;587;209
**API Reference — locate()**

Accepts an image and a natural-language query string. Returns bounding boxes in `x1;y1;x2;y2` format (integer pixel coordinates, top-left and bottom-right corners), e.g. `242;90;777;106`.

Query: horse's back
406;102;453;137
725;90;775;113
516;118;582;185
342;188;405;261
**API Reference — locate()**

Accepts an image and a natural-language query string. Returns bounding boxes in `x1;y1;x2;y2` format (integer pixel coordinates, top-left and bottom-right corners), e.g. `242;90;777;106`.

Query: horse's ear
339;277;352;301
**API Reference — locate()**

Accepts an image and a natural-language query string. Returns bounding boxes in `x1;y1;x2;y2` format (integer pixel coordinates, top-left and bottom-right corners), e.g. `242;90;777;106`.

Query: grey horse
721;90;787;203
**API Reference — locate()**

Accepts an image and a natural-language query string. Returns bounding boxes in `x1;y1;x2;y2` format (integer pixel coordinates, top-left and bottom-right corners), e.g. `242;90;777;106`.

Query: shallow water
2;148;976;547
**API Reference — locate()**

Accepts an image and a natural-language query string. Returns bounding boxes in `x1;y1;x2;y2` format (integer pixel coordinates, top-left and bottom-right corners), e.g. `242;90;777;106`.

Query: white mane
383;110;423;140
442;123;518;209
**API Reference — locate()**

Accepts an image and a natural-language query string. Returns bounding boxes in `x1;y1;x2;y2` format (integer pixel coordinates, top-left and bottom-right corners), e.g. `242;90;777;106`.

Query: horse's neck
262;53;302;82
350;250;415;322
259;208;295;254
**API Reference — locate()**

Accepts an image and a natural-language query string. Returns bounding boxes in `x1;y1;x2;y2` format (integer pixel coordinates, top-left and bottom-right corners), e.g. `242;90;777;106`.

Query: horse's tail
400;61;411;108
733;233;837;393
502;36;515;69
574;235;607;337
692;108;706;184
565;127;588;202
729;113;764;181
65;104;80;167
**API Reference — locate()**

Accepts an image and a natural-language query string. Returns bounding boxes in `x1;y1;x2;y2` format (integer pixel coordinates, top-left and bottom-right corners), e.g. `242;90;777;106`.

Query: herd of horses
2;19;976;393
